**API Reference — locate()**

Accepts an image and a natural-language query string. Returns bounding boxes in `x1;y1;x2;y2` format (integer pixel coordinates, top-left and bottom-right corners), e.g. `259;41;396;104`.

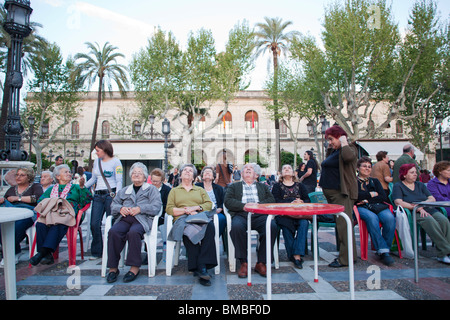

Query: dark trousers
183;221;217;271
35;222;68;252
230;213;277;264
90;193;113;257
322;189;357;265
107;215;145;268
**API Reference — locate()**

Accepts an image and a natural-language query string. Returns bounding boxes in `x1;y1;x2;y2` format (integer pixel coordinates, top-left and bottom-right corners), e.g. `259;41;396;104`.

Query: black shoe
29;252;44;266
40;253;54;265
328;258;347;268
123;270;140;283
106;270;120;283
293;259;303;269
199;277;212;286
196;267;211;281
380;253;394;266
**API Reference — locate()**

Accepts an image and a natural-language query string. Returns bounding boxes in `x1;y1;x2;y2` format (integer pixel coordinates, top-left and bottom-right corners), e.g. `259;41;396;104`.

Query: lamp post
27;115;34;160
162;118;170;175
436;116;444;161
320;115;330;160
0;0;33;161
149;114;155;139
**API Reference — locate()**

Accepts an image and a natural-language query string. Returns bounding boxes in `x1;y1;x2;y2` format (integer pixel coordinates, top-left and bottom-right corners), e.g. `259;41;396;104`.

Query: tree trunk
272;48;281;171
88;77;103;170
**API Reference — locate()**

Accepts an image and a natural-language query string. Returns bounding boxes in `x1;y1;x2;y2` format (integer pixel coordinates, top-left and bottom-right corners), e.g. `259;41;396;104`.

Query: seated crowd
2;134;449;288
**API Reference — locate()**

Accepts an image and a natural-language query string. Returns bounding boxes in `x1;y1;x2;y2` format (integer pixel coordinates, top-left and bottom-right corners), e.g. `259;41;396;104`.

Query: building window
194;116;206;133
102;120;110;139
245;110;258;134
396;120;403;137
280;120;288;136
218;111;232;135
71;121;79;139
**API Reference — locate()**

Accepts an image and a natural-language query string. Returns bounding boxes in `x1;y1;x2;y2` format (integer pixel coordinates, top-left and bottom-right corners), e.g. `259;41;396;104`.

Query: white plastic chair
223;206;279;273
25;226;35;259
101;208;163;278
83;204;92;253
165;213;220;276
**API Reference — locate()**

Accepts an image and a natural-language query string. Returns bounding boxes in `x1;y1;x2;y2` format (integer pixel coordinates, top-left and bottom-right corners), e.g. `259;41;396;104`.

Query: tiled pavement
1;219;449;301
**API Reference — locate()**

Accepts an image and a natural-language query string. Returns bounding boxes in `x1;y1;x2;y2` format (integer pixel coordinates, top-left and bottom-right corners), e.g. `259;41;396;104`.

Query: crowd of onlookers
0;128;449;287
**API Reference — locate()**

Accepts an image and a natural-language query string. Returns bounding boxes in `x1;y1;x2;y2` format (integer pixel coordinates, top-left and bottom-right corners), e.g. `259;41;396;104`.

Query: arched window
218;111;232;135
194;116;206;133
102;120;110;139
245;110;258;134
71;121;79;139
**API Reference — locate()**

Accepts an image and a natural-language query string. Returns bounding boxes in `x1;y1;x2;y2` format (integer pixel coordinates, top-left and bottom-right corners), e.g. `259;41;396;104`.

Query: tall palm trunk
272;46;281;171
88;76;103;170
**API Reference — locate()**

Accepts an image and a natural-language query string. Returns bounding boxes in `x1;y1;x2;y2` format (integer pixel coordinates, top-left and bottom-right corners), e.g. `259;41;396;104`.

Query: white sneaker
437;256;450;264
0;253;21;267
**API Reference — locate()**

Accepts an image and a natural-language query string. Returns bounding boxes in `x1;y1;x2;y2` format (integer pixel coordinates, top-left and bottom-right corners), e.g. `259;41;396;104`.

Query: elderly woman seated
166;164;215;286
106;162;162;283
392;163;450;264
30;164;92;266
0;167;43;265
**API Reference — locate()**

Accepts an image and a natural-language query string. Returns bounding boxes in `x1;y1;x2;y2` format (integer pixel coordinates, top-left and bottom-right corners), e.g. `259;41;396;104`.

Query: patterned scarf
50;182;72;199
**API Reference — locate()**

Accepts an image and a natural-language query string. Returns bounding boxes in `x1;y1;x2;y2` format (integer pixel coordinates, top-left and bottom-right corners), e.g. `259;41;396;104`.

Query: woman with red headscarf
392;163;450;264
318;125;358;268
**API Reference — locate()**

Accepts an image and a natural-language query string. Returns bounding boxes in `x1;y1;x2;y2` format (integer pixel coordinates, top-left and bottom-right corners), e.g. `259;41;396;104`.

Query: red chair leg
394;230;402;259
67;226;77;267
78;227;84;261
354;206;369;260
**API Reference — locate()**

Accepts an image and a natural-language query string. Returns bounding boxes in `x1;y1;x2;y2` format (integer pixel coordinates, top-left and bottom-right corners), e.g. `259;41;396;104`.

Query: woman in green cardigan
166;164;215;286
319;125;358;268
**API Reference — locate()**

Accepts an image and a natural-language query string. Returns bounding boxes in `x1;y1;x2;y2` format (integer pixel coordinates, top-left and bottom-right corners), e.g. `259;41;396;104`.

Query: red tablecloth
244;203;345;216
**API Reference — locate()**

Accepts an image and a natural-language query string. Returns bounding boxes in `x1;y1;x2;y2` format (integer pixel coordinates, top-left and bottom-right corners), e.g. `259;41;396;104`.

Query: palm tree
254;17;298;170
72;42;129;169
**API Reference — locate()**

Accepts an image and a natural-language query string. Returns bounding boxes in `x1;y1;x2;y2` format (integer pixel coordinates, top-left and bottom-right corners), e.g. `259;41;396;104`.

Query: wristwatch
18;195;22;202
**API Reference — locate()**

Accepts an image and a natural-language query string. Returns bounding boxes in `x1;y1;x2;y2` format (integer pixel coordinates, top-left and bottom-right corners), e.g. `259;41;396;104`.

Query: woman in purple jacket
427;161;450;219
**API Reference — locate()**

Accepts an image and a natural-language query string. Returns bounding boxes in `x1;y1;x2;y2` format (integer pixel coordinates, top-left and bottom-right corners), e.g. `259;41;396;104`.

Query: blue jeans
90;193;113;257
280;219;309;258
357;207;396;254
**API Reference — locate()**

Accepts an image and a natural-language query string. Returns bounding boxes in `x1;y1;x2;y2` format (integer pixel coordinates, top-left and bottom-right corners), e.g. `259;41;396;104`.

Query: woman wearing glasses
0;167;43;264
355;157;395;266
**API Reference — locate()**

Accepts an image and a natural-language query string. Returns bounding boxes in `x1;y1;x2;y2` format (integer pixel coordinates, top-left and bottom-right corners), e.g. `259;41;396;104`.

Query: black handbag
185;211;210;224
364;202;389;214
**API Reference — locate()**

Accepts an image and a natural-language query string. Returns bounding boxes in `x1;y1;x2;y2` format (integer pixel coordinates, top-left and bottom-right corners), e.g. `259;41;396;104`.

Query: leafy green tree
399;1;449;166
72;42;129;169
25;41;82;173
290;0;448;161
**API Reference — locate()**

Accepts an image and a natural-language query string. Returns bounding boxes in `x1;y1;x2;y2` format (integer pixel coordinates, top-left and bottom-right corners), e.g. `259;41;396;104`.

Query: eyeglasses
15;174;27;177
359;165;372;169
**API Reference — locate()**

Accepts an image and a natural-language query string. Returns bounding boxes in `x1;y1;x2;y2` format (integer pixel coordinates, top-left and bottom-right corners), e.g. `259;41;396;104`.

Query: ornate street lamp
0;0;33;161
162;118;170;175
